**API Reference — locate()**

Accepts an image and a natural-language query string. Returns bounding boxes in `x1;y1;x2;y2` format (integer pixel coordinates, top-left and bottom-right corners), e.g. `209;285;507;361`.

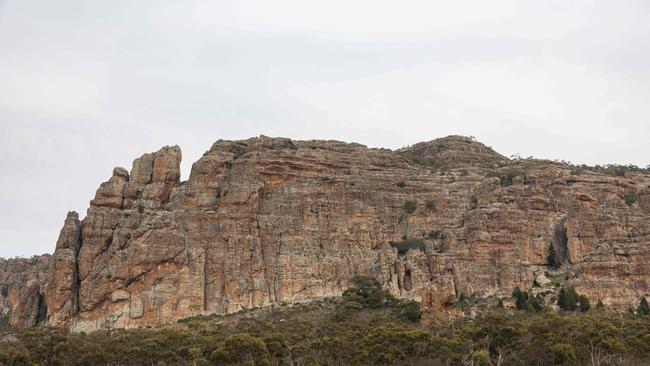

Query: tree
529;294;545;312
557;287;578;311
512;287;528;310
472;349;490;366
211;334;271;366
548;245;560;268
579;295;591;312
398;300;422;322
465;313;521;365
637;297;649;315
574;316;626;366
0;345;32;366
343;276;392;308
551;343;577;365
596;300;605;310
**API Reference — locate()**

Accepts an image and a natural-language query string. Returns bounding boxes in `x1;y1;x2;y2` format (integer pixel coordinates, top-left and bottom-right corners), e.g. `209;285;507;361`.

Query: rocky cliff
0;255;50;327
3;135;649;331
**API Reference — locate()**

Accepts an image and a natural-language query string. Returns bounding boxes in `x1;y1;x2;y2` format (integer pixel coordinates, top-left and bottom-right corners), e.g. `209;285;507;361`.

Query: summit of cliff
398;135;507;169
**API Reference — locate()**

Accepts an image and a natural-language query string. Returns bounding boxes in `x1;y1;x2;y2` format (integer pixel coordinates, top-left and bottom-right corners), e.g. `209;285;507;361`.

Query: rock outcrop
2;135;649;330
0;255;50;328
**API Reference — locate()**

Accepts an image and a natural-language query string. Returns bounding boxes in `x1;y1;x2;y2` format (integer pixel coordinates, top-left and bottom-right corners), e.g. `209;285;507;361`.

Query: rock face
3;135;649;330
0;255;50;328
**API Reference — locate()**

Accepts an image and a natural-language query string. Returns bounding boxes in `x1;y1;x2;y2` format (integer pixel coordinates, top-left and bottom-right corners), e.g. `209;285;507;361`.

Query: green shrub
400;153;449;172
578;295;591;312
621;190;638;206
343;276;392;309
211;333;271;366
558;287;581;311
0;345;31;366
472;349;490;366
547;245;560;268
570;165;587;176
512;287;528;310
638;297;649;315
395;300;421;322
487;168;526;187
403;200;417;214
512;287;544;312
551;343;578;365
425;199;436;211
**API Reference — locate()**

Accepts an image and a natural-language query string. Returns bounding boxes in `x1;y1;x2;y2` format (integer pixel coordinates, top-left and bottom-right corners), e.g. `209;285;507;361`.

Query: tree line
0;277;648;365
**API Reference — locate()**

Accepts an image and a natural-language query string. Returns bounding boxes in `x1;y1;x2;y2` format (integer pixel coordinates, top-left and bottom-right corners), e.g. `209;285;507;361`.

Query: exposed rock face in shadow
551;214;570;265
3;135;650;330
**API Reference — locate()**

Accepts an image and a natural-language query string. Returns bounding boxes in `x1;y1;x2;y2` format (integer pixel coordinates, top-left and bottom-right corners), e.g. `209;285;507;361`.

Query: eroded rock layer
0;255;50;327
4;136;650;330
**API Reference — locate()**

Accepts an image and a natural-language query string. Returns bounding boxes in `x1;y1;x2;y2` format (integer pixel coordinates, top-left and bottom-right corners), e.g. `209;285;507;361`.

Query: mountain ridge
1;135;649;331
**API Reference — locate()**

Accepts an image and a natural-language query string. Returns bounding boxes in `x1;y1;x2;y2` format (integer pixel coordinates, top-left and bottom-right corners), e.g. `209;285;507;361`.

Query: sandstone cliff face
4;135;650;330
0;255;50;327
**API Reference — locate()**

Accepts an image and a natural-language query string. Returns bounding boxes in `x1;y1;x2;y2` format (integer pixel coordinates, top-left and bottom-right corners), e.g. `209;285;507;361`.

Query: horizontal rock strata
3;135;649;330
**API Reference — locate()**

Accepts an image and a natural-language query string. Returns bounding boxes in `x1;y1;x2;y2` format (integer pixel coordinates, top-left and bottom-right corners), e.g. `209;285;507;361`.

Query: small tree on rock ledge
637;297;649;315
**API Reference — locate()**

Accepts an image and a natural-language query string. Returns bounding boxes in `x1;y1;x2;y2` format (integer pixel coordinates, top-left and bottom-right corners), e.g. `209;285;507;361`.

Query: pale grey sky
1;0;649;257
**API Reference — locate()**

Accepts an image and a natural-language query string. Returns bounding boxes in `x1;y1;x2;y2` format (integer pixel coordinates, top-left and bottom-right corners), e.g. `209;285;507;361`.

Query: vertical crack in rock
551;214;571;265
35;292;47;325
72;224;82;315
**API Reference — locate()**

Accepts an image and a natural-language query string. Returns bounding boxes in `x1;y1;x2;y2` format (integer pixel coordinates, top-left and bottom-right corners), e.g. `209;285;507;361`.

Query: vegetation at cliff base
0;278;649;365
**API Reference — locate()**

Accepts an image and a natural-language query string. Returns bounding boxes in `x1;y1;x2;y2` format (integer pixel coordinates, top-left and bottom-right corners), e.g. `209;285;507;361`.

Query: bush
570;165;587;176
390;238;425;255
638;297;649;315
211;333;270;366
3;298;650;365
425;199;436;211
396;300;421;322
578;295;591;312
472;349;490;366
0;345;31;366
403;200;417;214
400;153;449;172
343;276;392;309
551;343;578;365
557;287;579;311
512;287;528;310
487;168;526;187
547;245;560;268
621;190;638;206
512;287;544;312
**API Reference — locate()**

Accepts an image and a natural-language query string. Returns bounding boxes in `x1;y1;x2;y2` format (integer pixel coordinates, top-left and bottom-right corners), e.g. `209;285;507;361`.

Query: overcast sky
1;1;649;258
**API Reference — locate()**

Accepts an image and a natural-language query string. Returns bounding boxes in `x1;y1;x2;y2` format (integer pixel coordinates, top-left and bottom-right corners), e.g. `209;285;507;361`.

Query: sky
1;0;649;257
